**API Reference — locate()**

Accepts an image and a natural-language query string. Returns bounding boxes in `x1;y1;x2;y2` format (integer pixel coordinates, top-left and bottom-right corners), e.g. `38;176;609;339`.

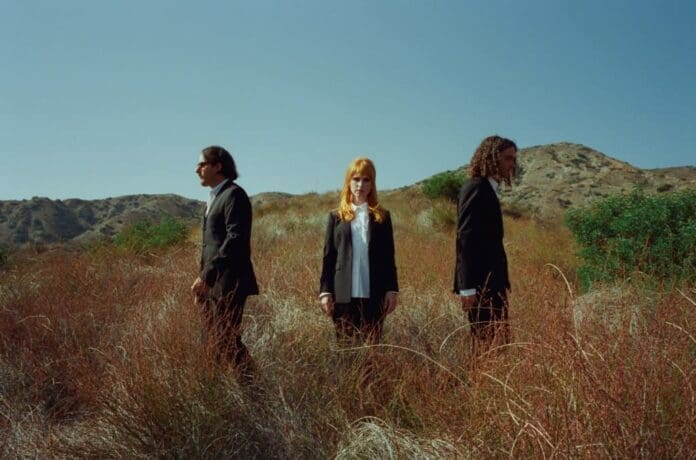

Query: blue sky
1;0;695;201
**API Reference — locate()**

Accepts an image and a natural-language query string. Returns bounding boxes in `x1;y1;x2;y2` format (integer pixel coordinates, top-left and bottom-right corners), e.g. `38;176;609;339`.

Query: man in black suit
454;135;517;350
191;146;259;374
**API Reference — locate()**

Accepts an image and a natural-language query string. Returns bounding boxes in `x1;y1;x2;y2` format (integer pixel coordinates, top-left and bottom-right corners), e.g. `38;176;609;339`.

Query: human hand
191;277;209;306
320;294;334;317
460;294;476;312
384;292;398;315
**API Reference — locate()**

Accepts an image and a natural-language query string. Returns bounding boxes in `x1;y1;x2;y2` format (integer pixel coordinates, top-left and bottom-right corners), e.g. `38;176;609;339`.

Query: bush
502;201;527;219
656;183;673;193
0;246;10;270
422;172;467;202
113;216;189;254
565;188;696;290
430;203;457;231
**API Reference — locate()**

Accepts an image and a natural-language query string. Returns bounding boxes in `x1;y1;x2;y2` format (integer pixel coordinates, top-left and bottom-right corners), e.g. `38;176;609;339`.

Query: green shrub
0;246;10;270
565;189;696;290
431;203;457;231
113;216;188;254
422;172;467;202
656;183;673;193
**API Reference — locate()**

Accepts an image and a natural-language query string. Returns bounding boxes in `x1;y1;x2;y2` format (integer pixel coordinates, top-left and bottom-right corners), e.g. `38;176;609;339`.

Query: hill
425;142;695;217
503;142;695;216
1;142;694;246
0;194;203;247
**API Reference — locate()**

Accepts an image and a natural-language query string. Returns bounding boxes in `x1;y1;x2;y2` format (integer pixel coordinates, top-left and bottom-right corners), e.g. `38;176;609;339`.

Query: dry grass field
1;189;694;458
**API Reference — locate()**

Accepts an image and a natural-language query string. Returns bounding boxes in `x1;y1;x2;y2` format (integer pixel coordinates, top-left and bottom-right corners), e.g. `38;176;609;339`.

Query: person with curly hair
320;157;399;345
454;135;517;352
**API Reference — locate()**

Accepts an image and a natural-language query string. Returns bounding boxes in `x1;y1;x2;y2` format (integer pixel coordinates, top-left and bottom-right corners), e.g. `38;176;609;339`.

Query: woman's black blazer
320;209;398;304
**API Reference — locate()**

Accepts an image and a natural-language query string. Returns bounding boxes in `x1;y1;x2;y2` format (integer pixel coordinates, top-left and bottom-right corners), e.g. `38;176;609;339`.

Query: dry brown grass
1;190;694;458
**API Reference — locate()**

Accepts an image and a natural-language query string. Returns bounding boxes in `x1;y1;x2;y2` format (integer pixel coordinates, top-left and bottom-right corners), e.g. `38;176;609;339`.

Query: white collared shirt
459;177;500;297
206;178;229;216
351;202;370;298
487;177;500;199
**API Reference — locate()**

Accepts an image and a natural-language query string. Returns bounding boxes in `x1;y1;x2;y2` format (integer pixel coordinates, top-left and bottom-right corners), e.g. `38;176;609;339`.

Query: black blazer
453;177;510;296
320;209;399;304
200;180;259;300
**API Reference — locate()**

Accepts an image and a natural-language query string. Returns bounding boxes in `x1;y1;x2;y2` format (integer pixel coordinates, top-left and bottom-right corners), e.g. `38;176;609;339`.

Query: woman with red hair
319;157;399;345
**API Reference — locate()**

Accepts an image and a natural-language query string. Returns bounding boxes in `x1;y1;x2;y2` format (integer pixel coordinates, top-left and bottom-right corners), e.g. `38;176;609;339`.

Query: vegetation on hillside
566;189;696;290
112;216;189;254
0;246;10;270
0;189;694;457
421;171;467;202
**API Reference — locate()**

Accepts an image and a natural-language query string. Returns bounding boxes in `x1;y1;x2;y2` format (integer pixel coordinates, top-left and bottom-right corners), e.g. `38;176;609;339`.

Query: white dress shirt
206;178;229;216
319;205;398;302
351;202;370;298
459;177;500;297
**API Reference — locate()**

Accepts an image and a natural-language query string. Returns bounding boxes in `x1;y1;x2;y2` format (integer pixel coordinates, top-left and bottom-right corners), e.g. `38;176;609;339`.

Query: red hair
336;157;385;223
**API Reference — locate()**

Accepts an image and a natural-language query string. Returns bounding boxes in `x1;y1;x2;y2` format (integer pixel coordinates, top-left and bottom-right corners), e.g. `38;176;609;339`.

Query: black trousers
468;290;510;345
201;288;253;372
332;297;385;345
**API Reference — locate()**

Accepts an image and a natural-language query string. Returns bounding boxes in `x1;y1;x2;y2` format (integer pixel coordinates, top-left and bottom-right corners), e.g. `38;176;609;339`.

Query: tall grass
1;191;694;458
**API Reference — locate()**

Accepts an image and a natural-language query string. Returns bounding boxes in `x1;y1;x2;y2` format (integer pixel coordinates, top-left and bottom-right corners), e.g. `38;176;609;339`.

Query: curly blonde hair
469;135;517;186
336;157;385;223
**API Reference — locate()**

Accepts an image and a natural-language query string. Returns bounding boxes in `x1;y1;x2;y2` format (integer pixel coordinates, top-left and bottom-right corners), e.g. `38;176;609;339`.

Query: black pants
468;291;510;345
332;297;385;345
201;289;253;374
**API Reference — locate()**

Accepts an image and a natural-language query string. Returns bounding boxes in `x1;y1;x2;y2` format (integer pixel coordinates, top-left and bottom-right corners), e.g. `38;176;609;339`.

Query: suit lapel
482;178;504;235
206;180;234;218
339;218;352;267
339;217;351;240
481;177;496;201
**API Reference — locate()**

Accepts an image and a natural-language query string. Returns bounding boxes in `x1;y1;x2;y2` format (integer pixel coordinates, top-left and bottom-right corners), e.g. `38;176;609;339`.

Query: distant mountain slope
0;194;203;247
1;143;694;246
433;142;695;217
0;191;299;247
251;192;294;207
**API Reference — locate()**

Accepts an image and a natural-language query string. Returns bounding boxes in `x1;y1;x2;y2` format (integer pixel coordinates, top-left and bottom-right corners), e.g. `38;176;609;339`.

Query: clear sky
2;0;695;201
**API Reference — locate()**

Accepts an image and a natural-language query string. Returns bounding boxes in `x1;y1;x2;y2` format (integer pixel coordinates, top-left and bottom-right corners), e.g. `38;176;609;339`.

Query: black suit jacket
453;177;510;296
200;180;259;300
320;209;399;304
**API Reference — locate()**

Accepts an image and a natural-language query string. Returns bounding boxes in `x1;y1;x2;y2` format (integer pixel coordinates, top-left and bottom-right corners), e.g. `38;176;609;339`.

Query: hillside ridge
1;143;694;246
425;142;695;216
